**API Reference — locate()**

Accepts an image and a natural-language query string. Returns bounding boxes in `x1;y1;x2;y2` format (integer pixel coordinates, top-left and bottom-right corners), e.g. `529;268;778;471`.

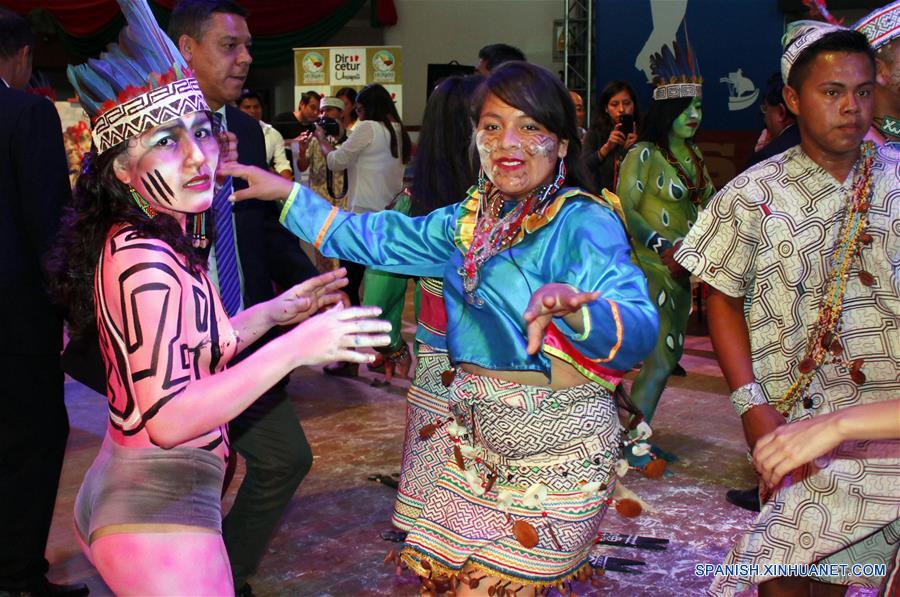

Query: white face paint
475;93;568;200
117;111;220;225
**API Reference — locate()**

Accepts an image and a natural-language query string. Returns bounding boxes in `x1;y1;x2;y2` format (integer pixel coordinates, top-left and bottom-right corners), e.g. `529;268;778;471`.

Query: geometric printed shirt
676;144;900;422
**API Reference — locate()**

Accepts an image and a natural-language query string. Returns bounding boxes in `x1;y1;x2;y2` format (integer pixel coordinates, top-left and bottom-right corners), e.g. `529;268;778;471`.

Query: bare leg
89;529;232;596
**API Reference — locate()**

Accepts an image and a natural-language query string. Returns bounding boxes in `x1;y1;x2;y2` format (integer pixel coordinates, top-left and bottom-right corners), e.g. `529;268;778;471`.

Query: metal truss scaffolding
563;0;594;126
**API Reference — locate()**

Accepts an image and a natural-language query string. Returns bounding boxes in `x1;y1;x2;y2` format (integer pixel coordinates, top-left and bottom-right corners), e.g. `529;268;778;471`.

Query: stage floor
45;332;877;596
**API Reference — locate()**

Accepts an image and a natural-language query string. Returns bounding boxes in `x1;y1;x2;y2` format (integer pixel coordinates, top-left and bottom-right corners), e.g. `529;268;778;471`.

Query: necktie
212;177;242;317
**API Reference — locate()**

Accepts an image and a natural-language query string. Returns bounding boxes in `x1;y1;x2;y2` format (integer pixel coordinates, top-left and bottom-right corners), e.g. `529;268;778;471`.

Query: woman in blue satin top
221;62;658;591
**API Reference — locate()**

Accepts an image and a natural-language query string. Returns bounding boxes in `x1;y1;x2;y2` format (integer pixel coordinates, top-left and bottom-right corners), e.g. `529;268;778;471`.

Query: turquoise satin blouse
280;183;658;379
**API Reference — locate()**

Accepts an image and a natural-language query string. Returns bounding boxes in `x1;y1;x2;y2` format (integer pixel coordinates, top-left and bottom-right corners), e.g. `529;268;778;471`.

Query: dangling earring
129;187;157;218
553;158;567;189
191;212;208;248
477;168;488;196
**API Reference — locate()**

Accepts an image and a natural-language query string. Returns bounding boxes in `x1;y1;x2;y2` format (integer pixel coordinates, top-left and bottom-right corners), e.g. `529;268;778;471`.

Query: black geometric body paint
142;169;175;205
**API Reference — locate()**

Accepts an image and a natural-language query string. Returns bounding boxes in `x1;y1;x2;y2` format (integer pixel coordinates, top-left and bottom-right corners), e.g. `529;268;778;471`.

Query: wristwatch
730;381;767;417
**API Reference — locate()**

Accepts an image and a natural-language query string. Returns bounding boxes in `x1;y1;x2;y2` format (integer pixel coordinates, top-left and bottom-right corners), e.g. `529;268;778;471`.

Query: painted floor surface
45;332;879;596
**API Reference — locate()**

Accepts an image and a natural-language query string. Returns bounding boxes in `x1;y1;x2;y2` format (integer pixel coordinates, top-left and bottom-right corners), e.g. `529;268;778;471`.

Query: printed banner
294;45;403;115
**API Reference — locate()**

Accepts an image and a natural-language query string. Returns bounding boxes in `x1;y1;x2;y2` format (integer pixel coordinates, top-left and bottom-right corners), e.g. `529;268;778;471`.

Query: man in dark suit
744;73;801;170
0;9;87;597
168;2;318;595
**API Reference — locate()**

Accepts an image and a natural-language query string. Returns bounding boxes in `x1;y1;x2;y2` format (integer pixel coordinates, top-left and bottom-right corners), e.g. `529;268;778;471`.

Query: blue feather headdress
649;23;702;101
66;0;209;154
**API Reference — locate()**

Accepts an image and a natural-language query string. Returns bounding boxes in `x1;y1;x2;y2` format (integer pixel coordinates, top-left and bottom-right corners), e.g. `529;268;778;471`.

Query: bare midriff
461;353;590;391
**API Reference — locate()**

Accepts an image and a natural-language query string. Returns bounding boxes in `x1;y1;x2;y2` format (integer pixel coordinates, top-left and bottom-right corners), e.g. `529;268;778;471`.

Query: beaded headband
854;0;899;50
649;23;702;101
67;0;209;154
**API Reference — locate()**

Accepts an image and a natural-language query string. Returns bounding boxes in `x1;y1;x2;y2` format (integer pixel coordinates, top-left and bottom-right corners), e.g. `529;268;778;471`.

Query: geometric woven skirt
400;370;622;588
392;344;453;531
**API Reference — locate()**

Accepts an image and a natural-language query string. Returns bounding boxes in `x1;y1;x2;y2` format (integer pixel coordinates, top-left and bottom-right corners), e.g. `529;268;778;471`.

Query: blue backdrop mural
595;0;784;131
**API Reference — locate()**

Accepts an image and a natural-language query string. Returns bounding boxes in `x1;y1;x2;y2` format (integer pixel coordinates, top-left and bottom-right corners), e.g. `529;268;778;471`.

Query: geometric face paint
474;92;566;201
141;169;175;206
125;111;220;225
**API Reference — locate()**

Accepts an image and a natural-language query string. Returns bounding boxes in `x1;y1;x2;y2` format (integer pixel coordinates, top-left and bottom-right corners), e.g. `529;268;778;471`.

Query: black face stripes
142;169;175;205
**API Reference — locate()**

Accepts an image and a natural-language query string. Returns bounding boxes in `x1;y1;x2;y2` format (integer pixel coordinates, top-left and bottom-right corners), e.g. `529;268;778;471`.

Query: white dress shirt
260;120;291;174
325;119;404;214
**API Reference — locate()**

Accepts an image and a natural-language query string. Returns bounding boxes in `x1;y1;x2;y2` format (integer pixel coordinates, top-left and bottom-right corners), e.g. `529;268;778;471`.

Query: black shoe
671;363;687;377
0;580;89;597
725;486;761;512
235;582;255;597
323;361;358;378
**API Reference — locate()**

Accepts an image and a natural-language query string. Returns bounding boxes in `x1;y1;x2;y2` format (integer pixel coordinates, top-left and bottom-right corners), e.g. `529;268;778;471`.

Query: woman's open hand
217;161;294;202
268;268;349;327
523;283;599;355
285;304;392;367
753;413;843;490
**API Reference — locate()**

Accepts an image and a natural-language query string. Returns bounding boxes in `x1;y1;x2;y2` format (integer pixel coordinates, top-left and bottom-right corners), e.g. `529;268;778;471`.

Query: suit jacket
0;82;70;355
225;105;317;308
744;124;801;171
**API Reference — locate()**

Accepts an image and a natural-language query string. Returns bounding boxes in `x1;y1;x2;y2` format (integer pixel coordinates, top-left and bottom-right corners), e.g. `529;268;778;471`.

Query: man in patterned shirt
676;24;900;597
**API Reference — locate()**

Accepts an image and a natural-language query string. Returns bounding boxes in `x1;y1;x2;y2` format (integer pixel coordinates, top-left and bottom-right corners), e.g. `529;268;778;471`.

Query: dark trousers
0;355;68;589
223;388;313;588
340;259;366;306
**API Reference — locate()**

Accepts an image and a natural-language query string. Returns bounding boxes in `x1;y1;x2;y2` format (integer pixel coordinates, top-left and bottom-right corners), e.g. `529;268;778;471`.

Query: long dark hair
410;75;482;217
639;96;693;150
471;61;595;194
47;140;212;340
335;86;358;124
591;80;641;139
356;83;412;164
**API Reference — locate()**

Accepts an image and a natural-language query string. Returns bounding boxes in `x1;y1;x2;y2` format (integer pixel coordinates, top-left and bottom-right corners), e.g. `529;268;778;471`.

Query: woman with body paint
615;95;715;465
614;25;715;469
47;2;391;593
220;61;658;594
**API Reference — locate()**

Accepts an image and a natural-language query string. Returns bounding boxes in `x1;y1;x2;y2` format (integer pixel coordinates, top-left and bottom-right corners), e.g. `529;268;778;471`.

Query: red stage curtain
7;0;397;66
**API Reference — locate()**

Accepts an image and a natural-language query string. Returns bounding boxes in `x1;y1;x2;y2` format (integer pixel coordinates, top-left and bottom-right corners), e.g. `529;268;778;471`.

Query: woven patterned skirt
400;370;622;588
392;344;453;531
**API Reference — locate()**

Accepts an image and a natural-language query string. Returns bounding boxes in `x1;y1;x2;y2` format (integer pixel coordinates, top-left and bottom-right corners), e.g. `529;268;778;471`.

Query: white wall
384;0;565;125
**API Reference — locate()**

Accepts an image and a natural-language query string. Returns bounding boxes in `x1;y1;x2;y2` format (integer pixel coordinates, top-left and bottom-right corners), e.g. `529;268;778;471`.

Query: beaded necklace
774;142;877;415
660;142;709;206
460;161;567;305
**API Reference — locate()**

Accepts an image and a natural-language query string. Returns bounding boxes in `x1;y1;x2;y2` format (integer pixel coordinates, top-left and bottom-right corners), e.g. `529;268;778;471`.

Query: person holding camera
296;97;348;272
313;83;412;377
583;80;640;192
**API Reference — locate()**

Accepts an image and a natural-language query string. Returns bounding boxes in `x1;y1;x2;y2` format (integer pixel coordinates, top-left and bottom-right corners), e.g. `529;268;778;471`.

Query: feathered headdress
67;0;209;154
853;0;899;51
649;23;702;102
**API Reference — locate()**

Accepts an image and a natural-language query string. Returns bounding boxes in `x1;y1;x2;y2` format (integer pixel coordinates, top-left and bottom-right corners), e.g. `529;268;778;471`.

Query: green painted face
671;97;703;140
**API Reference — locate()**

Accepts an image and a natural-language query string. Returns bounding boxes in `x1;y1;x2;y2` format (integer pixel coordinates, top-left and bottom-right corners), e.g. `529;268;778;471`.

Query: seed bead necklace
460;161;567;305
774;142;877;415
660;142;709;206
